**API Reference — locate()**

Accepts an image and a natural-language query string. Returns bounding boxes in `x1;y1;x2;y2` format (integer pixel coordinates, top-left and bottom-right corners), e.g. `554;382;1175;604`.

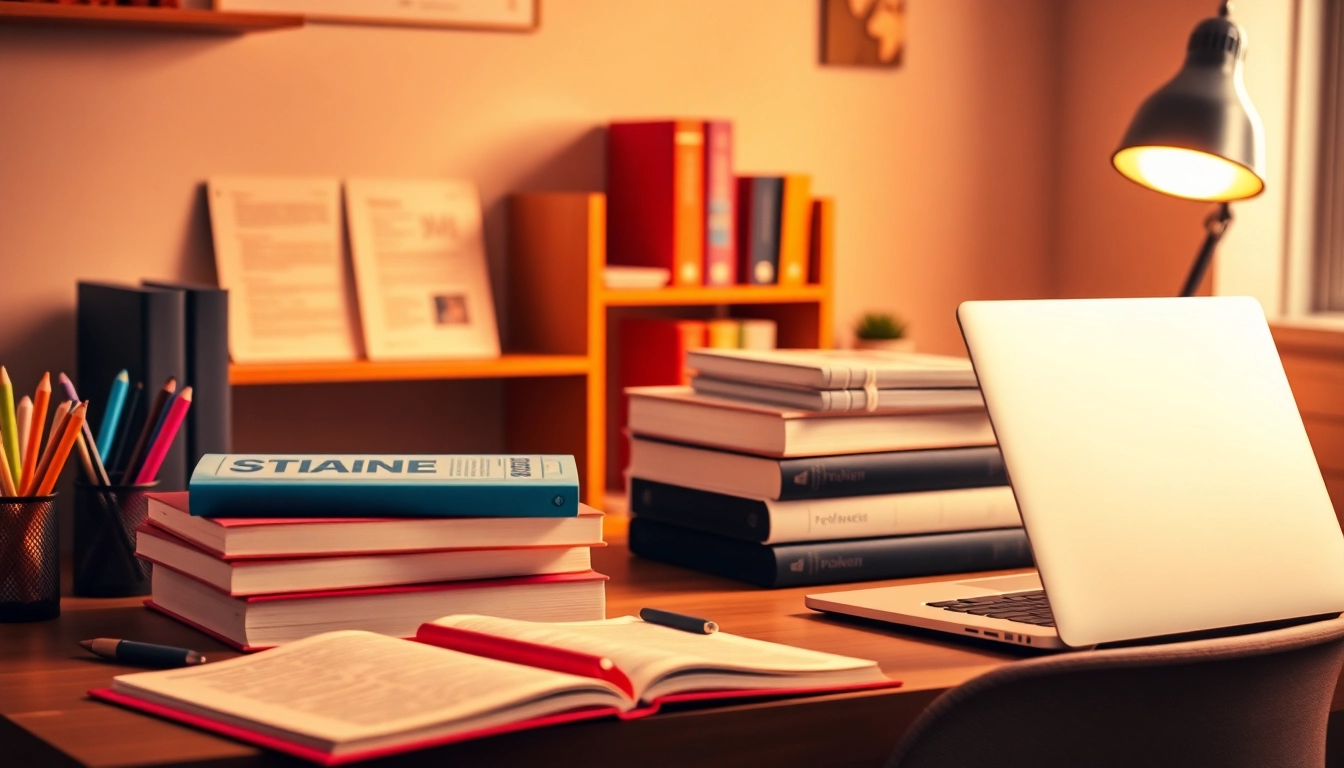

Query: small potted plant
854;311;914;352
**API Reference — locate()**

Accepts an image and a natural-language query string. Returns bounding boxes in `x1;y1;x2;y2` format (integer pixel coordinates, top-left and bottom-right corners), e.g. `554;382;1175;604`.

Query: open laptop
805;297;1344;650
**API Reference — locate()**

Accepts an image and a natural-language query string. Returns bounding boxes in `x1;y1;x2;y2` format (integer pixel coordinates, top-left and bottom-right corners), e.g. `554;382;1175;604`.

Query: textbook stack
135;454;607;650
625;349;1032;587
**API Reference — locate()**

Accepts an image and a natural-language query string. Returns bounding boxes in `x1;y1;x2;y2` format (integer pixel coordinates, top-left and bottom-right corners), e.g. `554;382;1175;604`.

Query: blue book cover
189;454;579;518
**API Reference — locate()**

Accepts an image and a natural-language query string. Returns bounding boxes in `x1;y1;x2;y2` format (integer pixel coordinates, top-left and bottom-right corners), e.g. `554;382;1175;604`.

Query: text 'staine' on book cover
189;454;580;518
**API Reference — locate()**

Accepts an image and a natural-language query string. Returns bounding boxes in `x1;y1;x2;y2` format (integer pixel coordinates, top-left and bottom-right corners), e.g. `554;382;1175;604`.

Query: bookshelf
0;2;303;33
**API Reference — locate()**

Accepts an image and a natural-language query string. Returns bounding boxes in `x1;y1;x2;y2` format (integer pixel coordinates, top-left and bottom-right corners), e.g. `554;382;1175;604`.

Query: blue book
189;454;580;518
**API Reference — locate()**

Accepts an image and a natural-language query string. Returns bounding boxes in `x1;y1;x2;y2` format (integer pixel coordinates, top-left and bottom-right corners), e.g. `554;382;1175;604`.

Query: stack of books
625;349;1032;587
135;454;607;650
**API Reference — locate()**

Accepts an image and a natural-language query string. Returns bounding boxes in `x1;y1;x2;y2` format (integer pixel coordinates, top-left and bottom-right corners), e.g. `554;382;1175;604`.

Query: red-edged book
91;614;899;765
607;120;705;286
613;318;708;488
135;524;599;596
144;492;605;559
703;120;737;286
146;565;608;651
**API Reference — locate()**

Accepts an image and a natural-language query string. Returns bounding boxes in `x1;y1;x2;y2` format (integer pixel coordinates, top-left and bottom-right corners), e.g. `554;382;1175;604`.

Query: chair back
888;615;1344;768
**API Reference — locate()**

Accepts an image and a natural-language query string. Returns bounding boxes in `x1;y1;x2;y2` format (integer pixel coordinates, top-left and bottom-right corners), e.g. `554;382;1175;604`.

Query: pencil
15;396;31;469
0;367;19;487
79;404;110;486
74;429;99;486
35;402;86;497
96;370;129;460
0;436;16;497
22;373;49;494
133;387;191;485
25;401;70;497
107;381;142;478
122;378;174;483
57;374;110;487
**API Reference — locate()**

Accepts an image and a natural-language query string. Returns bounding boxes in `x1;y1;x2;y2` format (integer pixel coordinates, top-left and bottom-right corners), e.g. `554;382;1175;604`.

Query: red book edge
87;687;623;766
150;566;608;602
136;522;605;565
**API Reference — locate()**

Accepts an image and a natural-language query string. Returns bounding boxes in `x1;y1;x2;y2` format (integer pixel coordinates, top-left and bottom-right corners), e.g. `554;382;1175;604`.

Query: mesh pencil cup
0;495;59;622
73;481;156;598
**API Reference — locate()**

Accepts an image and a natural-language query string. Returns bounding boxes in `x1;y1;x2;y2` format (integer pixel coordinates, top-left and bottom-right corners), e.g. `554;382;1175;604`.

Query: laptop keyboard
927;590;1055;627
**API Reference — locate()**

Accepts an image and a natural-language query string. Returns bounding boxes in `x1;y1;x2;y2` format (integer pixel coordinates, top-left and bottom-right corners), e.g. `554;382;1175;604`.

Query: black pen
80;638;206;668
640;607;718;634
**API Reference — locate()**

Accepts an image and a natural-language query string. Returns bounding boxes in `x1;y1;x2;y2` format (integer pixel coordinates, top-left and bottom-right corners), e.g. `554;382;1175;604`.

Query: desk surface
0;541;1167;767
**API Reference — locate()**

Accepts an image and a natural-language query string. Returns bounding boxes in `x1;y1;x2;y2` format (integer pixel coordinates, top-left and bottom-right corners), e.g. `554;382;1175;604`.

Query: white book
687;348;978;390
690;375;983;413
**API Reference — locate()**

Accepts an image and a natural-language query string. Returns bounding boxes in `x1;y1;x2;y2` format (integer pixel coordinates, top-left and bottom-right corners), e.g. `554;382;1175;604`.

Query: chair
887;615;1344;768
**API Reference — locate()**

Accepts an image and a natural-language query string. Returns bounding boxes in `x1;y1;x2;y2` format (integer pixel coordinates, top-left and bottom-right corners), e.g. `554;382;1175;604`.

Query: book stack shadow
135;480;606;651
625;349;1033;587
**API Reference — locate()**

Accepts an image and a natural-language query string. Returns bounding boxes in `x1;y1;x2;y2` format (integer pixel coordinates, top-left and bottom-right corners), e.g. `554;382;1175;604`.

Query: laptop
805;297;1344;650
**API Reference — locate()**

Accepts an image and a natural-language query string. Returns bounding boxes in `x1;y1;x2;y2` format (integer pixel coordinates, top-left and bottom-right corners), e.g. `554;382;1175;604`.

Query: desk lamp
1111;1;1266;296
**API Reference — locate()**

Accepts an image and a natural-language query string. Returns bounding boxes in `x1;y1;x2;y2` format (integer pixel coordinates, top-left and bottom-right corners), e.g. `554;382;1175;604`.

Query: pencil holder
73;482;157;598
0;496;59;622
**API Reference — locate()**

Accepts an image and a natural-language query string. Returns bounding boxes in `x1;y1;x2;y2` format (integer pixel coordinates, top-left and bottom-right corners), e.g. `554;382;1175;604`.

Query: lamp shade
1112;11;1265;202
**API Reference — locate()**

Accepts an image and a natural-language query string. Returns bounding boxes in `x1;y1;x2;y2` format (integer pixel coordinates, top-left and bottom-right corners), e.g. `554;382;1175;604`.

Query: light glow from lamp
1113;145;1264;202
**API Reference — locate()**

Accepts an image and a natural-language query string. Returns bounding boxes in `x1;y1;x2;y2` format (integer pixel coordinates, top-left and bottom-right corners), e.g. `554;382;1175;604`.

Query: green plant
854;312;907;340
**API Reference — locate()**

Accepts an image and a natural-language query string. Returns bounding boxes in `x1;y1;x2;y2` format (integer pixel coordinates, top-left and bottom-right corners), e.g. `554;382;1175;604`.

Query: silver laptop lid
958;297;1344;647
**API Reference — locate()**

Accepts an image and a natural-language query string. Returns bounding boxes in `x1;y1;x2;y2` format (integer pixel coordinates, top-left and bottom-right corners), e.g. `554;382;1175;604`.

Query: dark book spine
145;283;232;467
629;517;1033;588
630;478;769;542
775;447;1007;500
736;176;783;285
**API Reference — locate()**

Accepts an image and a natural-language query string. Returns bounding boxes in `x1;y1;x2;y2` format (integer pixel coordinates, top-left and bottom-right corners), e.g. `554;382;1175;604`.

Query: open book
91;615;897;765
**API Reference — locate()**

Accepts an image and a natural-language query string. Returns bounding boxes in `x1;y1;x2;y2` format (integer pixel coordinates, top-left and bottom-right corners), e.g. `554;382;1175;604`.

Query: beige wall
0;0;1058;428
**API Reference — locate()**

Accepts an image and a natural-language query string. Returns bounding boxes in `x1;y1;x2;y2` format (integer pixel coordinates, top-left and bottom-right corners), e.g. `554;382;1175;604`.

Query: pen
639;607;718;634
79;638;206;668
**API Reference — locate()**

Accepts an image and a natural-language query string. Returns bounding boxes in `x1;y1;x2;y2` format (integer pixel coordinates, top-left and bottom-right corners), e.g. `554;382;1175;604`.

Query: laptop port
964;628;979;634
983;631;999;638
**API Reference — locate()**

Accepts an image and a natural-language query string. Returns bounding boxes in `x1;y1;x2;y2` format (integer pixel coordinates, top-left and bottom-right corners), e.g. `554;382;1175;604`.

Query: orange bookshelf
230;354;591;386
0;2;303;34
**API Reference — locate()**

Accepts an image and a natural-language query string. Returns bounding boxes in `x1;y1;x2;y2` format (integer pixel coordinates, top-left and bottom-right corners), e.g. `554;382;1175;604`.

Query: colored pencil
0;437;16;497
107;381;143;478
15;396;31;469
22;373;49;493
35;402;86;497
74;430;99;486
133;387;191;485
96;370;129;460
25;401;70;497
57;374;110;486
0;367;19;486
123;377;174;482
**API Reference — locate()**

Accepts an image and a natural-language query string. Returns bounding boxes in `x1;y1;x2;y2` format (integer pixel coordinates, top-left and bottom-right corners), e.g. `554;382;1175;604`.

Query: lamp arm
1179;202;1233;297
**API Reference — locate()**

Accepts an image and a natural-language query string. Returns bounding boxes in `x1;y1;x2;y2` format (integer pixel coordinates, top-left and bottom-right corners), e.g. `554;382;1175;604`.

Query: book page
112;631;626;753
431;615;882;702
344;178;500;361
207;177;361;363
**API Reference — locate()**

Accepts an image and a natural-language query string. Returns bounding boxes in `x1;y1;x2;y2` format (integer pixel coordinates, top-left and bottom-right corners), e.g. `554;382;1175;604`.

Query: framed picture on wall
214;0;538;31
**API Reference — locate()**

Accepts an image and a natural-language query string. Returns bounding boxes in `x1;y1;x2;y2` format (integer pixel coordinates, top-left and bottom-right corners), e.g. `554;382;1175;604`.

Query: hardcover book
703;120;737;286
627;387;995;458
92;615;896;765
628;438;1007;500
607;120;705;286
686;349;979;390
690;375;984;413
188;454;580;518
628;478;1019;544
629;517;1033;588
736;176;783;285
145;492;604;558
776;174;813;286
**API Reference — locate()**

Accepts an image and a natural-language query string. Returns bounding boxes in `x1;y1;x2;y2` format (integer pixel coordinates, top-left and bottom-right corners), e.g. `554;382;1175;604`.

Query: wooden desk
0;541;1187;766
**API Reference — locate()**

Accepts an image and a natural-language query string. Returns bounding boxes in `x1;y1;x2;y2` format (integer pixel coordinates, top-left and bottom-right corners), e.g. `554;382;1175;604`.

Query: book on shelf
707;318;742;348
76;281;188;489
703;120;737;286
147;566;608;651
627;386;995;458
628;438;1007;500
188;454;580;518
92;615;897;764
739;319;778;350
629;517;1033;588
776;174;813;286
141;281;232;469
686;348;979;390
607;120;705;286
145;492;604;559
808;197;834;285
628;478;1019;545
736;176;783;285
689;375;984;412
136;525;597;596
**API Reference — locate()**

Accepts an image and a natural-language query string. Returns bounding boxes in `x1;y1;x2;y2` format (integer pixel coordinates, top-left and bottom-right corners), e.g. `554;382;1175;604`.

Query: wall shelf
230;353;592;386
601;284;828;307
0;2;303;34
